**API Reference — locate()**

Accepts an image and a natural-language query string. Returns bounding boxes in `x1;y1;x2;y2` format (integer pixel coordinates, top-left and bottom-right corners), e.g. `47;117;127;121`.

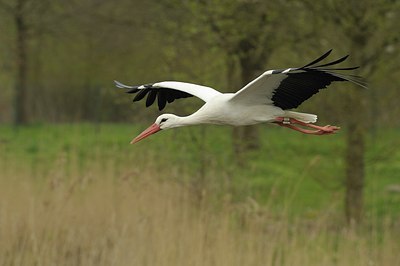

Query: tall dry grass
0;156;399;266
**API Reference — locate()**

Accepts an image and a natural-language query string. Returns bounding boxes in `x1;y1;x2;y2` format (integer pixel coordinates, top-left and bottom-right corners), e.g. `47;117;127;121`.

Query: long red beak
131;123;161;144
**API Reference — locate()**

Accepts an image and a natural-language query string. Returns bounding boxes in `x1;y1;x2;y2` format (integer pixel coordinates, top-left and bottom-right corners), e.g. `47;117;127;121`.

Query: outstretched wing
230;50;367;110
115;81;221;111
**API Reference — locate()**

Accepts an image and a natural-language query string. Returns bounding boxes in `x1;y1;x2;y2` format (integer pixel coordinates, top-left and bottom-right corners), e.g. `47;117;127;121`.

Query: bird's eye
160;118;168;123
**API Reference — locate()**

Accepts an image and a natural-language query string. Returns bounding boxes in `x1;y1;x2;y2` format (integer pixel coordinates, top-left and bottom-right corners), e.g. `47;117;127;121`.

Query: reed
0;158;398;266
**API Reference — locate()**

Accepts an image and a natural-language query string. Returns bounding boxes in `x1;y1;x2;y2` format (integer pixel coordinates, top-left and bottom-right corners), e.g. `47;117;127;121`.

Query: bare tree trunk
13;0;29;125
344;41;367;225
226;56;247;165
344;90;366;225
232;55;261;165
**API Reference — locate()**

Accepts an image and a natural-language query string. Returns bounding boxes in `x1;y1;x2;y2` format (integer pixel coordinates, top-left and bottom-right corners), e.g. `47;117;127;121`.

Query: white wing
115;80;222;111
230;50;367;110
230;70;286;105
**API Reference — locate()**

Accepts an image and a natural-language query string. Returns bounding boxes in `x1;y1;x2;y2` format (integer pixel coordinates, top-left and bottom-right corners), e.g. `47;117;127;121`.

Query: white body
183;93;284;126
157;93;317;130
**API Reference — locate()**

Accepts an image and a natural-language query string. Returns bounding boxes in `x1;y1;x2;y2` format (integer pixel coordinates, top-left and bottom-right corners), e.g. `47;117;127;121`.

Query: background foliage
0;0;400;264
0;0;399;125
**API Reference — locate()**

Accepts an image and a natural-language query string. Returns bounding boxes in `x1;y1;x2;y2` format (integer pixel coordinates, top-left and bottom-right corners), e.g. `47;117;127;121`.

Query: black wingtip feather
320;66;359;71
126;88;140;93
133;89;149;102
146;90;157;107
313;55;349;68
157;91;167;111
116;80;195;109
301;49;333;68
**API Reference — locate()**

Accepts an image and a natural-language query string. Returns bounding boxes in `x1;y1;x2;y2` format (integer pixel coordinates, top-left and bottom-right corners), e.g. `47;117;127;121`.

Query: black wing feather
146;90;157;107
133;89;150;102
271;51;367;110
115;81;193;111
301;49;332;68
157;91;167;111
272;71;341;109
126;87;140;93
166;92;176;103
313;55;349;68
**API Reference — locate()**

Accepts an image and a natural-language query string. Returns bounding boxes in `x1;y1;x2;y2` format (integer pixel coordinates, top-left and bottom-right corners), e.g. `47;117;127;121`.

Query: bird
115;50;367;144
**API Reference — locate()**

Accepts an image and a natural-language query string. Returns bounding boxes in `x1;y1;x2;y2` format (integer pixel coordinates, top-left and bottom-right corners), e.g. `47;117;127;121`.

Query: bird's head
131;114;180;144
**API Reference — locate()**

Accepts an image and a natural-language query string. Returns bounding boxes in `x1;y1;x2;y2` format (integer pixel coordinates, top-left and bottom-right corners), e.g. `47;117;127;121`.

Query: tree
0;0;139;123
299;0;400;224
0;0;64;124
0;0;29;124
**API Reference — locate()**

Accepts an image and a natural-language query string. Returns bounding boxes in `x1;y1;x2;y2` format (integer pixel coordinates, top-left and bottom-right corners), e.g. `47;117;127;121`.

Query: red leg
277;123;333;135
288;118;340;132
274;117;340;135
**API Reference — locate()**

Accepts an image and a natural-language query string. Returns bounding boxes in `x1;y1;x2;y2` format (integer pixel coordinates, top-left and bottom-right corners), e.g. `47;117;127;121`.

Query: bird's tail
284;111;317;124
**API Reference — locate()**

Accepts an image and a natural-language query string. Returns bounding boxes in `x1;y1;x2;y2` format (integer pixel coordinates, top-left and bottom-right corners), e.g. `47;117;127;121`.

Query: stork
115;50;367;144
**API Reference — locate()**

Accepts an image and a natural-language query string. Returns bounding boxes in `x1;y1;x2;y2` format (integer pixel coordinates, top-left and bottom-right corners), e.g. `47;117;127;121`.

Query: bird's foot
300;125;340;135
310;125;340;135
320;125;340;133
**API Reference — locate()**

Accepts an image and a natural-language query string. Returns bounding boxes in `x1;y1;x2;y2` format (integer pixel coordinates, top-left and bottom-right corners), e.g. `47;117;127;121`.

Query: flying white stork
115;50;367;144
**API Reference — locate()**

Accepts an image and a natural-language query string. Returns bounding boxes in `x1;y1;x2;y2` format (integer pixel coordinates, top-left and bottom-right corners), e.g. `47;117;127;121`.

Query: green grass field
1;123;399;218
0;123;399;265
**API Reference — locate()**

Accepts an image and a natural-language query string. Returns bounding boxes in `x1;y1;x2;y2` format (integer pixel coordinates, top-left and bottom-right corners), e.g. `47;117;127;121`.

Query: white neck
171;112;211;128
177;115;205;127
